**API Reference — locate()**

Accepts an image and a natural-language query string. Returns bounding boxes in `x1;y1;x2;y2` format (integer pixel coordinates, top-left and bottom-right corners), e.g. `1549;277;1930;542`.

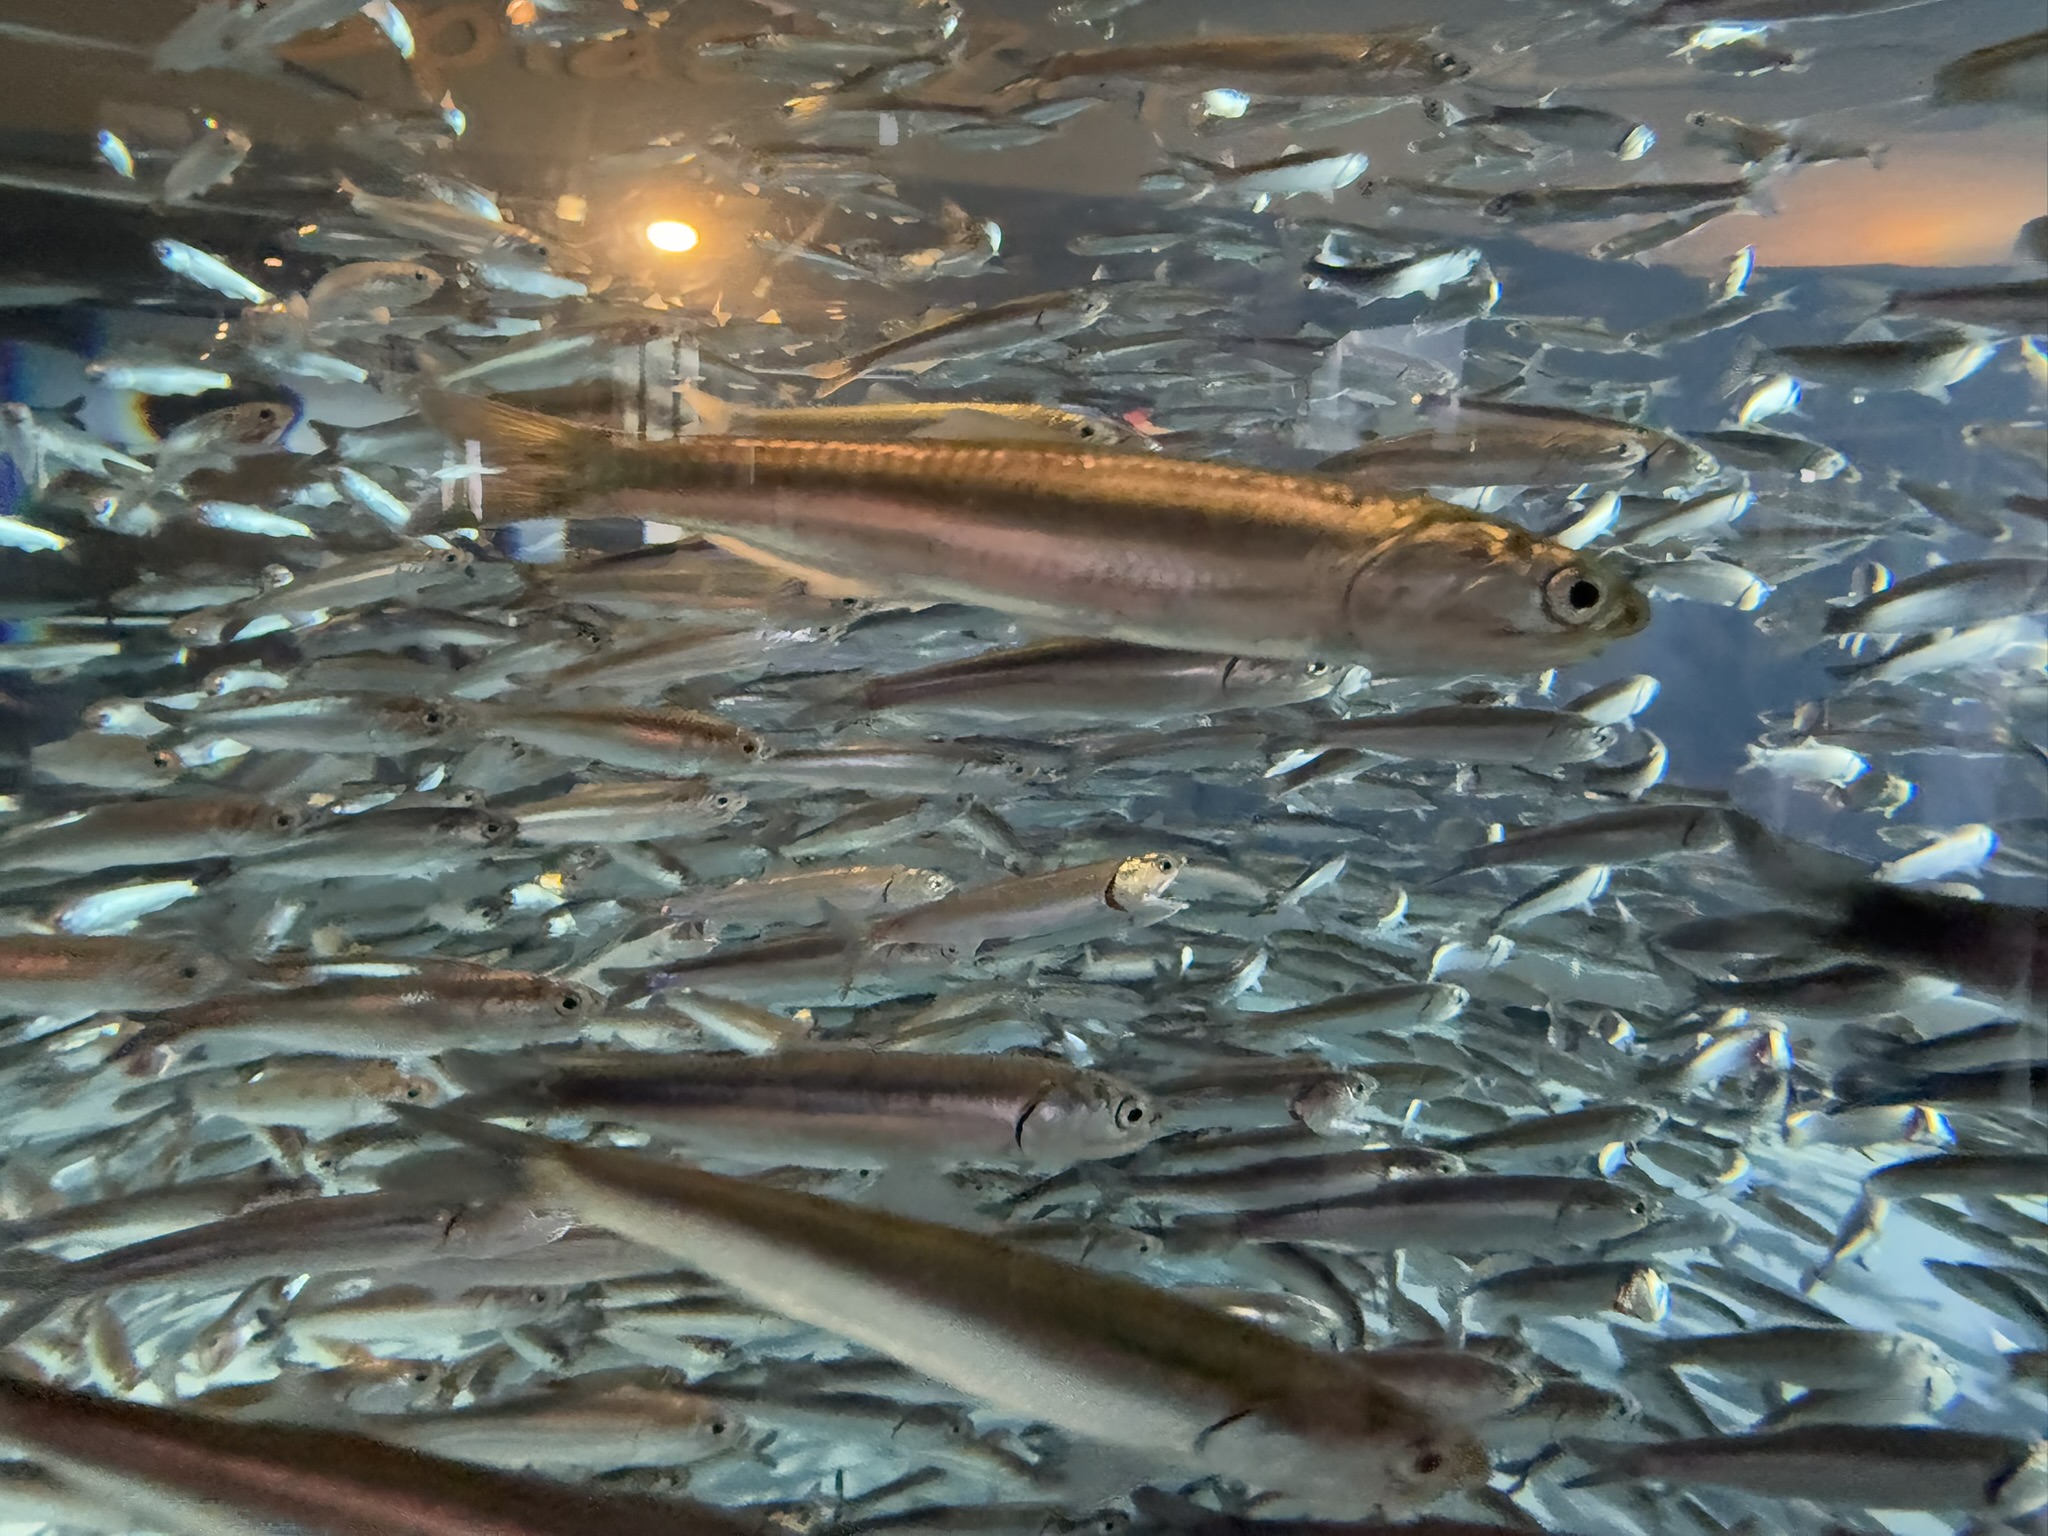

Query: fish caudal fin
416;390;611;521
0;1253;66;1347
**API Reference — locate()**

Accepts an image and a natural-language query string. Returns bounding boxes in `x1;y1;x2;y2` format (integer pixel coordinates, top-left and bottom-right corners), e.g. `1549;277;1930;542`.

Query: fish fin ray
416;390;613;520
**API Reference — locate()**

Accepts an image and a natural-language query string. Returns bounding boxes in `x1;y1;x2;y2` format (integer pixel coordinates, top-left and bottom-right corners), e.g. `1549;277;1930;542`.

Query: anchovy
421;393;1648;676
395;1105;1484;1517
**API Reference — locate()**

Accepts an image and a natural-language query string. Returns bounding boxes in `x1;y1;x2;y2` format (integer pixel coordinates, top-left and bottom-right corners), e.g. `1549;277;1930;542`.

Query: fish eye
151;750;177;769
1687;110;1710;126
441;551;462;565
179;963;201;980
1543;567;1607;625
557;991;581;1011
273;811;297;829
1415;1450;1444;1476
1631;1198;1648;1215
710;1416;729;1435
1117;1098;1149;1128
740;739;760;755
1303;661;1331;677
713;794;733;809
481;821;503;837
421;709;444;726
1430;50;1462;74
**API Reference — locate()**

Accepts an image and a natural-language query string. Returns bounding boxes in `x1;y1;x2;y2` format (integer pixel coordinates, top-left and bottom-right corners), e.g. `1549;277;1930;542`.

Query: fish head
1019;1071;1160;1164
381;696;466;744
1291;1072;1376;1135
1109;852;1181;909
1225;656;1343;703
1995;1441;2048;1521
1616;1264;1670;1322
208;400;299;451
699;788;746;824
1418;981;1469;1023
1344;514;1649;672
884;868;957;907
983;743;1068;786
142;744;186;783
1567;1183;1656;1242
1069;408;1156;451
377;262;445;305
1638;435;1721;492
411;546;478;584
227;798;312;841
149;944;239;1004
1214;1392;1486;1517
1415;43;1472;83
545;980;601;1021
445;807;517;849
357;1061;442;1106
1680;807;1735;852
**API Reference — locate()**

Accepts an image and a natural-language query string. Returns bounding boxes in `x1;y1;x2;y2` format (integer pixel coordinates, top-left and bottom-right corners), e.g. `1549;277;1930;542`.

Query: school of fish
0;0;2043;1533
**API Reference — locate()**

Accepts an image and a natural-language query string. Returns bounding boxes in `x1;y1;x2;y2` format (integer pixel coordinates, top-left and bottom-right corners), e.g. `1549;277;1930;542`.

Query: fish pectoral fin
700;535;881;601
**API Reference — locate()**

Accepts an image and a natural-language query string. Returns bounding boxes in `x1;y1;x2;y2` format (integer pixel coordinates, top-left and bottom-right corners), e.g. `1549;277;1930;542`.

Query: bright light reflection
645;220;699;254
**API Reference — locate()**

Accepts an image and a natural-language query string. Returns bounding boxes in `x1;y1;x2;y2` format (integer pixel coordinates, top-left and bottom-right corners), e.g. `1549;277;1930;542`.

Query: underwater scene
0;0;2043;1531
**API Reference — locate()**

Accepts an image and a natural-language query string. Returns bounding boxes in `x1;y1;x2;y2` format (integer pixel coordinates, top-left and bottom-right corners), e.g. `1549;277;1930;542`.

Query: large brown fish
421;393;1646;677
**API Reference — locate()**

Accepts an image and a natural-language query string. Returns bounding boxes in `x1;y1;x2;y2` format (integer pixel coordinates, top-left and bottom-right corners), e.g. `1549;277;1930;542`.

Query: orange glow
1663;130;2048;271
645;219;700;254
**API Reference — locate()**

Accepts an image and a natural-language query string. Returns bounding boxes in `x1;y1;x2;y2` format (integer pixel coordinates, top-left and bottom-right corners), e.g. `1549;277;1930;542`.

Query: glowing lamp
645;220;699;254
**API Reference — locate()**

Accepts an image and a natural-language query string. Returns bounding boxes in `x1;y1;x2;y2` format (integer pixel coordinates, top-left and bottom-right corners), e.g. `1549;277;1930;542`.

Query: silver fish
395;1105;1485;1518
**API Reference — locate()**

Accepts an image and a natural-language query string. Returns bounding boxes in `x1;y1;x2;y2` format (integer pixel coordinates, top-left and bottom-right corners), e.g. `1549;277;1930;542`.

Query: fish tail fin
384;1100;557;1165
1736;177;1779;220
803;358;855;382
673;381;734;435
1559;1442;1631;1488
416;390;614;521
0;1253;67;1348
995;1164;1100;1219
1595;14;1650;42
434;1047;542;1100
1143;153;1218;206
805;362;863;401
1717;335;1767;399
818;900;876;997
